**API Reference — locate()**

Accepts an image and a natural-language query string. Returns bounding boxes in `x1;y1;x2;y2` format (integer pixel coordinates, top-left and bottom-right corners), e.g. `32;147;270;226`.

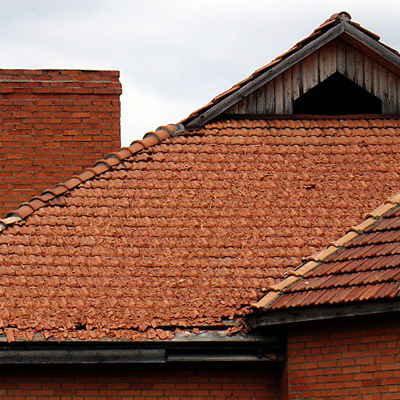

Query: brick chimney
0;69;122;217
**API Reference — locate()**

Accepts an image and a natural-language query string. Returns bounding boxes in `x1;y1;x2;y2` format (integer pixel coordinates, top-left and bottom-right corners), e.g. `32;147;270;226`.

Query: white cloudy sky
0;0;399;145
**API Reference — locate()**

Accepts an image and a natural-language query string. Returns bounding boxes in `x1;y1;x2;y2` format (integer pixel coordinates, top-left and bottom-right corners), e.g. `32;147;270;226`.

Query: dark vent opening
293;72;382;115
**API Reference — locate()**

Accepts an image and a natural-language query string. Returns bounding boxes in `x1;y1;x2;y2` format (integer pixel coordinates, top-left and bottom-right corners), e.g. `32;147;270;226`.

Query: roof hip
0;123;185;233
253;191;400;311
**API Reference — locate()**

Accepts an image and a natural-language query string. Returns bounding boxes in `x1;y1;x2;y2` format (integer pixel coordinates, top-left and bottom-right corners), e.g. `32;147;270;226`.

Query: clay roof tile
44;185;69;197
13;205;35;220
92;162;110;175
116;147;135;159
28;199;46;211
78;169;97;182
63;177;83;191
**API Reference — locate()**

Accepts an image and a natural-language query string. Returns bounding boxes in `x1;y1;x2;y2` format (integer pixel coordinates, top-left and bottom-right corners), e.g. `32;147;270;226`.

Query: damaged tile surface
0;118;400;340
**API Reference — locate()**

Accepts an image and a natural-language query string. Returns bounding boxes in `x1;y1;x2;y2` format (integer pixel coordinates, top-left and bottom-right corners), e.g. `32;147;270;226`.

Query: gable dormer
183;12;400;127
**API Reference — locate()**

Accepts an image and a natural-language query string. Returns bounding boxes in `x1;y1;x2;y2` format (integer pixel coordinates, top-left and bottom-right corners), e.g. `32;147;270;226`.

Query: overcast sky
1;0;399;146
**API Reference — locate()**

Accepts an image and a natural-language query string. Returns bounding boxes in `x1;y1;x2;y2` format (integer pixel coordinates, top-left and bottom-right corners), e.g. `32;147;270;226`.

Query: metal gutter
0;333;284;364
0;348;166;364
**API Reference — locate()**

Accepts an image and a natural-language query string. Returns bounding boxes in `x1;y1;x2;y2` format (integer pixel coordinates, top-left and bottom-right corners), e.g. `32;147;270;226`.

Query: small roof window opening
293;73;382;115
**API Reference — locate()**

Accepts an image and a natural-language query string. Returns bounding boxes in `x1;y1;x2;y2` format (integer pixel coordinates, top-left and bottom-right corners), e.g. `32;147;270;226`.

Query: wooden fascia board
186;22;346;127
342;22;400;75
246;299;400;328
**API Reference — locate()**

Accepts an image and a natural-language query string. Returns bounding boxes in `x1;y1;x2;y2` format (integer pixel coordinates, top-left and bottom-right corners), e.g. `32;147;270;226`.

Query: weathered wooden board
292;62;302;101
274;73;284;114
388;71;398;113
256;84;265;114
283;68;293;114
265;80;275;114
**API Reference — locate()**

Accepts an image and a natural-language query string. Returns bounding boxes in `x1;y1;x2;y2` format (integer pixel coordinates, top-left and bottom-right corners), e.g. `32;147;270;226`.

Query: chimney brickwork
0;69;122;217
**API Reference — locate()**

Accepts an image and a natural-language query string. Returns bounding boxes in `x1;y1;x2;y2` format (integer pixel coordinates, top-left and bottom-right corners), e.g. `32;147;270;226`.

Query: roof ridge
325;11;351;23
181;12;396;128
252;191;400;309
0;123;185;233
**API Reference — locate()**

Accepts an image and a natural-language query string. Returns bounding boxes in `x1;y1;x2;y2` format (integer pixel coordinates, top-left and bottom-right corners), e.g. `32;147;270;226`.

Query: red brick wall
0;69;121;217
0;363;279;399
286;317;400;399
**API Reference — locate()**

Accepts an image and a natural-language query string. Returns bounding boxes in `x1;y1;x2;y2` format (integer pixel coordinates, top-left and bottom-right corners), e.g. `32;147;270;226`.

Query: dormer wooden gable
183;12;400;128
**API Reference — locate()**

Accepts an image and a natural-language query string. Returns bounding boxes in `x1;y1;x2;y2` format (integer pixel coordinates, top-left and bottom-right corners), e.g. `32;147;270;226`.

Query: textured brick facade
0;364;279;399
285;317;400;399
0;69;121;217
0;320;398;399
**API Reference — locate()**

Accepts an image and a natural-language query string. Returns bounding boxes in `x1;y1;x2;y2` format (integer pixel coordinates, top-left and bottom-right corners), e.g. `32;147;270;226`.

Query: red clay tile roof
254;192;400;310
1;117;400;341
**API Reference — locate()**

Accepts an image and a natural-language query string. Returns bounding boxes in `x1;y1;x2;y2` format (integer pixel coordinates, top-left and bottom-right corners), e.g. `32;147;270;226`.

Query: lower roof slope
0;117;400;341
254;192;400;311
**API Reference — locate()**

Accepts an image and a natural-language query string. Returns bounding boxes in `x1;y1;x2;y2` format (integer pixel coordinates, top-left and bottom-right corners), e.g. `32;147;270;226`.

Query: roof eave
246;298;400;329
